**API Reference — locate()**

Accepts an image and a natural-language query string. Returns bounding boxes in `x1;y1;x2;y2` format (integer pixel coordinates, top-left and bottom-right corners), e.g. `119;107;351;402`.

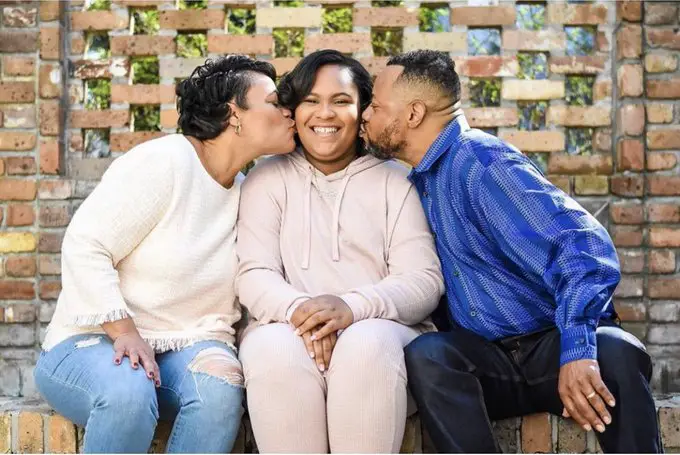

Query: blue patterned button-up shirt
408;116;620;366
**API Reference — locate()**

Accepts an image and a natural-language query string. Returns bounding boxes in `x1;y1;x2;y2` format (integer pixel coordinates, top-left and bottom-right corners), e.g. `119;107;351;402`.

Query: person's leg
156;341;244;453
239;323;329;453
405;326;534;453
34;334;158;453
324;319;419;453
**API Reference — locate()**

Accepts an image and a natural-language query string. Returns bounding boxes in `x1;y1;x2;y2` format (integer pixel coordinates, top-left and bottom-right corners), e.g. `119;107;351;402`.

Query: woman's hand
112;332;161;387
300;327;338;372
291;295;354;339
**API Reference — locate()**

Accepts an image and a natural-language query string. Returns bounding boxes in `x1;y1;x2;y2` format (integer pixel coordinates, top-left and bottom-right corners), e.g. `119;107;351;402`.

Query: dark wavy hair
277;49;372;155
176;55;276;140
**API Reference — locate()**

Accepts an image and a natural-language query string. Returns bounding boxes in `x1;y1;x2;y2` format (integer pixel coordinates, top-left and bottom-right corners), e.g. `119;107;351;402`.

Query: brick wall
0;0;679;398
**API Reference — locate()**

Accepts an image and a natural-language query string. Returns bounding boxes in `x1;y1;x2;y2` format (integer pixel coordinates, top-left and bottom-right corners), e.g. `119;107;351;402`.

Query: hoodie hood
287;147;385;269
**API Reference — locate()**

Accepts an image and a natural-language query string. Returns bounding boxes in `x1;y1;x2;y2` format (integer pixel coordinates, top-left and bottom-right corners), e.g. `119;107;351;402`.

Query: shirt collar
413;115;469;174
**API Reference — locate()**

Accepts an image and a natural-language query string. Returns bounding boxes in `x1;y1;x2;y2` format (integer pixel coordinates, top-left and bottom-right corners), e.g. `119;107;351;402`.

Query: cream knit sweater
43;134;243;352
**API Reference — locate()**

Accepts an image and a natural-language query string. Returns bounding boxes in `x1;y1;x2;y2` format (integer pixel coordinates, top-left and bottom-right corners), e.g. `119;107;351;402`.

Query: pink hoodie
236;149;444;330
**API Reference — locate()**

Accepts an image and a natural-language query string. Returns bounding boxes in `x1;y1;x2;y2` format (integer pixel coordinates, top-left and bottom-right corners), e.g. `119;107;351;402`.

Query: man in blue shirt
362;50;660;453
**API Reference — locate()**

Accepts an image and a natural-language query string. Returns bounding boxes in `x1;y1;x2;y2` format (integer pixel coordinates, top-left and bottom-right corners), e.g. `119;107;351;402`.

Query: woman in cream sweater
237;50;444;453
34;55;295;453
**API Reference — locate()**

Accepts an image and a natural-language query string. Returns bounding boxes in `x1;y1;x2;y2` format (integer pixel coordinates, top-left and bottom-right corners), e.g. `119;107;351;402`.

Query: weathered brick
48;415;77;454
160;109;179;129
466;108;518;128
648;129;680;150
0;281;35;300
618;104;645;136
39;64;62;99
618;250;644;273
38;255;61;276
72;59;129;79
0;414;9;454
597;30;610;52
648;152;677;171
402;32;466;53
359;57;389;77
39;1;60;22
617;139;644;171
617;1;642;21
500;131;564;153
594;79;612;101
0;323;36;347
0;132;36;151
617;24;642;59
650;250;676;274
557;418;587;452
38;232;63;253
450;6;515;26
648;203;680;223
111;35;176;56
611;203;644;225
0;180;36;201
549;56;606;74
2;56;35;76
70;10;128;30
40;26;61;60
615;276;644;298
71;110;129;129
0;30;38;52
18;412;43;454
649;278;680;299
68;158;114;181
6;204;35;227
5;257;36;279
502;80;564;100
548;3;607;25
40;205;71;228
39;280;61;300
6;157;36;176
647;28;680;51
594;128;612;152
616;302;646;322
548;175;570;194
617;64;643;97
645;53;678;73
40;139;61;175
0;233;36;253
502;30;565;51
208;35;274;55
0;106;36;129
650;228;680;248
110;132;165;152
159;10;225;29
111;84;174;104
304;33;372;55
610;175;644;197
70;35;85;54
647;103;674;123
456;56;518;78
2;6;37;27
660;406;680;448
0;82;35;103
574;175;608;195
38;180;72;201
40;101;60;136
647;78;680;99
645;1;678;25
548;155;612;175
547;106;610;127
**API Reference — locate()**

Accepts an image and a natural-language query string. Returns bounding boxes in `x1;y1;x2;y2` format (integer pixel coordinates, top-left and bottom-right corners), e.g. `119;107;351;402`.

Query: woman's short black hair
277;49;373;155
176;54;276;140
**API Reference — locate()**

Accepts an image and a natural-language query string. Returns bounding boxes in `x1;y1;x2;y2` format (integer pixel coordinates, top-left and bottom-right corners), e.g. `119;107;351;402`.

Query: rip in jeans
187;347;244;388
75;336;102;349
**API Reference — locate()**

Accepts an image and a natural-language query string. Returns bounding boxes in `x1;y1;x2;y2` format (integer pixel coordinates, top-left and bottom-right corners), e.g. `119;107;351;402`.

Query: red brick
648;152;678;171
594;129;612;152
521;413;551;453
39;280;61;300
648;203;680;223
650;228;680;248
0;30;38;52
549;56;606;74
39;1;61;22
548;3;607;25
617;24;642;59
466;108;518;128
71;35;85;55
38;180;72;200
40;26;61;60
500;131;564;153
648;78;680;99
159;10;225;30
6;204;35;227
5;256;36;278
618;104;645;136
2;6;37;27
612;226;643;247
358;57;389;77
2;56;35;76
110;132;165;152
617;64;643;97
0;132;36;151
303;33;370;55
0;281;35;300
611;175;644;197
0;180;36;201
502;29;565;52
616;302;646;322
618;250;645;273
70;10;128;30
18;412;43;453
611;203;644;225
546;106;610;127
352;7;418;27
648;129;680;150
0;159;4;175
48;415;77;454
6;157;37;176
650;250;676;274
450;6;515;26
594;79;612;101
647;29;680;50
456;56;518;78
72;60;124;79
71;110;129;129
547;155;612;175
40;139;61;175
111;84;175;104
645;1;678;25
39;64;62;99
38;255;61;276
38;232;63;253
40;101;60;136
648;278;680;299
110;35;176;56
0;82;35;103
39;205;70;228
615;276;644;298
617;139;644;171
617;1;642;21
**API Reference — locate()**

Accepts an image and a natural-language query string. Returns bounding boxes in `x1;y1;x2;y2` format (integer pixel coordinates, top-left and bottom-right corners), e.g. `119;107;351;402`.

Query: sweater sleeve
339;183;444;325
59;145;174;326
235;161;312;324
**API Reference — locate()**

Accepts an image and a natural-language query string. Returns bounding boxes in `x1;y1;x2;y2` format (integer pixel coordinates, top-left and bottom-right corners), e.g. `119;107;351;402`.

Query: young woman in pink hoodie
236;50;445;453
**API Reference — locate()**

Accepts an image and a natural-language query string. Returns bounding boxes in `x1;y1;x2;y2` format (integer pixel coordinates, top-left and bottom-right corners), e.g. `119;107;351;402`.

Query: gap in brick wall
567;128;594;156
469;79;501;108
518;52;548;80
371;29;403;57
131;106;161;132
526;153;549;174
131;57;160;85
176;33;207;58
468;28;501;56
518;101;548;131
84;79;111;110
322;7;352;34
515;2;545;30
85;33;110;61
86;0;110;11
132;8;159;35
178;0;207;10
227;9;256;35
566;76;595;106
372;1;404;6
274;0;305;6
273;29;304;58
84;129;111;158
566;26;596;56
418;5;450;33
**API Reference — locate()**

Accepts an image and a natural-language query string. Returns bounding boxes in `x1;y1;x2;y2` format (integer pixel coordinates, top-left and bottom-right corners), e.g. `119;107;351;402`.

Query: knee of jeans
405;333;468;373
188;346;244;389
597;327;652;384
100;370;159;419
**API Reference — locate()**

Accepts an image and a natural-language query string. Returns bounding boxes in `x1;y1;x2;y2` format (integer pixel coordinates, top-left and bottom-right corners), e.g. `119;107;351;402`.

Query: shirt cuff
339;292;367;323
560;324;597;366
285;297;311;323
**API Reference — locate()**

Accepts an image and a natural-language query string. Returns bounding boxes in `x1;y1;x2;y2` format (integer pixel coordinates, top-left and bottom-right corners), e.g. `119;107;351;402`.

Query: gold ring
586;392;596;399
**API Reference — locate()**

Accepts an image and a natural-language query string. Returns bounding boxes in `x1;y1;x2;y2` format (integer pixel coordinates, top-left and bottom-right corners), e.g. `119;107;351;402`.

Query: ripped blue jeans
34;335;244;453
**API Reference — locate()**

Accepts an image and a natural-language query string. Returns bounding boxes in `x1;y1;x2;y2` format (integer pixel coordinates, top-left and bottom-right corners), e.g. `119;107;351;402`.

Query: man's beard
365;120;406;160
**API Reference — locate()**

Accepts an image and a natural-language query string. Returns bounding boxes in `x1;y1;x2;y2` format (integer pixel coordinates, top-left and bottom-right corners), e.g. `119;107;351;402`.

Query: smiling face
294;64;361;168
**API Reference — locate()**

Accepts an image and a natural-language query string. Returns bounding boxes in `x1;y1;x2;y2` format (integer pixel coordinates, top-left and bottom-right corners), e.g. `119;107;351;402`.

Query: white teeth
313;127;339;135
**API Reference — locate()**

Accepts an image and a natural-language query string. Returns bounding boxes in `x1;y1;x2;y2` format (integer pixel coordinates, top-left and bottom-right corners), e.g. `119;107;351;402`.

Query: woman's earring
235;122;242;136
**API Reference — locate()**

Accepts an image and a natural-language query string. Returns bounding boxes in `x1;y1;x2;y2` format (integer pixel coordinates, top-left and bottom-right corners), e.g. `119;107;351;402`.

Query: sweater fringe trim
69;309;131;327
145;336;238;354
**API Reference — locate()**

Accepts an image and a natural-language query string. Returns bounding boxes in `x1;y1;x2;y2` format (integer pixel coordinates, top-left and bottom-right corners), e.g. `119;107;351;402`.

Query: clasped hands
289;294;354;372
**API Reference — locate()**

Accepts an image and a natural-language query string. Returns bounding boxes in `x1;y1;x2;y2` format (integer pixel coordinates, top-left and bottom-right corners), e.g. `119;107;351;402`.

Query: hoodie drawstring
331;174;352;262
301;171;312;270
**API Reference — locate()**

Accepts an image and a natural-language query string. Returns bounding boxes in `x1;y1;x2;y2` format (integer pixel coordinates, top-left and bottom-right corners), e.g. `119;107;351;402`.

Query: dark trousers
405;320;662;453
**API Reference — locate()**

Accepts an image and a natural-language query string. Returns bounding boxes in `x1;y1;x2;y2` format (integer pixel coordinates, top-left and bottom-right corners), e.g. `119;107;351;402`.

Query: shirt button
453;271;460;277
423;191;429;197
470;311;477;317
578;338;586;344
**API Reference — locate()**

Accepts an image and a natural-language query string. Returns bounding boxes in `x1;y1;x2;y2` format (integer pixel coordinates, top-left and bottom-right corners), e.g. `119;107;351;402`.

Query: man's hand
558;359;615;433
290;295;354;340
